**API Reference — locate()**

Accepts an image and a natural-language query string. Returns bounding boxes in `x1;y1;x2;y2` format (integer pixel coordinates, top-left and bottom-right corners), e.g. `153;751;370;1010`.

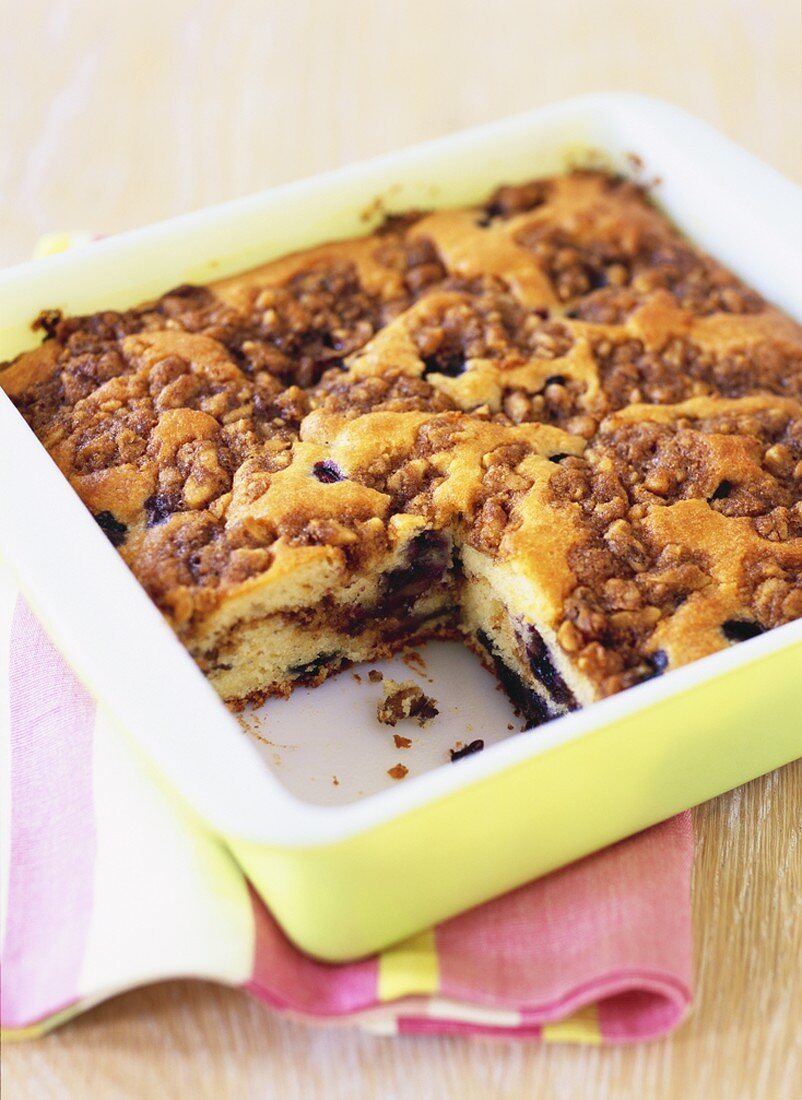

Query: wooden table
2;2;801;1096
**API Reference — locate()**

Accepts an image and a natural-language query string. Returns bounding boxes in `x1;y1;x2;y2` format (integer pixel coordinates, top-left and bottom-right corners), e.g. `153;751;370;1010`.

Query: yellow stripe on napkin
378;928;440;1002
0;1002;83;1041
542;1002;601;1044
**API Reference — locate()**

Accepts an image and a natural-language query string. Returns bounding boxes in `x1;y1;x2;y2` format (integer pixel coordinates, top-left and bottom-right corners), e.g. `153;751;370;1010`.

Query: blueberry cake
3;171;801;723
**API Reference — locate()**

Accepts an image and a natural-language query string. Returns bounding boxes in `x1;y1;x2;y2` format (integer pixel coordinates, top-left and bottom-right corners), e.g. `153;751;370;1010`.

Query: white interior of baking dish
2;93;801;842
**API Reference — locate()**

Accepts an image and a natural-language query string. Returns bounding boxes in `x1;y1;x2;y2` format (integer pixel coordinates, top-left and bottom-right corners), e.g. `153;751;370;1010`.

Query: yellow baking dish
1;93;800;961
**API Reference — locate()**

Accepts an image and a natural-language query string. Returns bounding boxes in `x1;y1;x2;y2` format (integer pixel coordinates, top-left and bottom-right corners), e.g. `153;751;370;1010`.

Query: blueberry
520;623;577;709
144;492;181;527
640;649;669;681
650;649;669;673
476;630;556;729
421;354;466;378
290;652;339;677
475;201;504;227
94;511;127;547
709;480;733;502
450;739;485;761
312;460;344;484
410;529;450;567
382;531;451;614
586;267;608;290
722;620;764;643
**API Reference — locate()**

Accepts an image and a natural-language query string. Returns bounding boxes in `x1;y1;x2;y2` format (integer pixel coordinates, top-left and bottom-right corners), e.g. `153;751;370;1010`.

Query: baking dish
1;93;801;961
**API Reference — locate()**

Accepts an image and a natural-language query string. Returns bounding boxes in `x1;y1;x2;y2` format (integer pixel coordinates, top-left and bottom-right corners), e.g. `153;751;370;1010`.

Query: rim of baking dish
1;92;801;847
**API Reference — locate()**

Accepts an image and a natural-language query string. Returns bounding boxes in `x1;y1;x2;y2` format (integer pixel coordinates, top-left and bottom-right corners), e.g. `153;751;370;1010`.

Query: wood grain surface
2;1;801;1097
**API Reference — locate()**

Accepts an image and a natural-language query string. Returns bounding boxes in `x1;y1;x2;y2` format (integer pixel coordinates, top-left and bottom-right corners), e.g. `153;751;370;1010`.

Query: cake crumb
402;649;427;674
352;672;362;683
387;763;409;780
507;723;514;731
393;733;413;749
450;739;485;762
332;775;340;786
368;669;383;683
377;679;439;728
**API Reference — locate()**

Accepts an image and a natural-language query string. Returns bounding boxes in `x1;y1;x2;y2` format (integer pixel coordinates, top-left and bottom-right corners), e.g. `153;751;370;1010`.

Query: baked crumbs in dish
3;170;801;722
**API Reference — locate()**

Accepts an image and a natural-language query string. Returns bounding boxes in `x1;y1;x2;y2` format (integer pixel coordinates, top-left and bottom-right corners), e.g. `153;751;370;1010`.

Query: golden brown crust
3;170;801;703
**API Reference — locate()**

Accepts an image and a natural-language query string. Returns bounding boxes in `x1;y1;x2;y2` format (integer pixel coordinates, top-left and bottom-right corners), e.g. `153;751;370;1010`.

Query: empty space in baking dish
237;641;522;806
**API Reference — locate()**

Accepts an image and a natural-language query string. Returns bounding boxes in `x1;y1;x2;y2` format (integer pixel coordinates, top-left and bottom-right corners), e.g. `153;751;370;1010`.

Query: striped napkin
0;234;693;1043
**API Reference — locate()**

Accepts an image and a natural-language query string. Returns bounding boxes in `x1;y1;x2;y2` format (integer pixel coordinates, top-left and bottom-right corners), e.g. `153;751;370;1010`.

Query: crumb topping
592;334;802;408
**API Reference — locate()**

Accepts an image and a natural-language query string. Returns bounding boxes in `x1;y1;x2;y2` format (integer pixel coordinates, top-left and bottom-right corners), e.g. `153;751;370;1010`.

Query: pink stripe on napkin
2;597;97;1029
434;813;693;1035
244;885;380;1016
